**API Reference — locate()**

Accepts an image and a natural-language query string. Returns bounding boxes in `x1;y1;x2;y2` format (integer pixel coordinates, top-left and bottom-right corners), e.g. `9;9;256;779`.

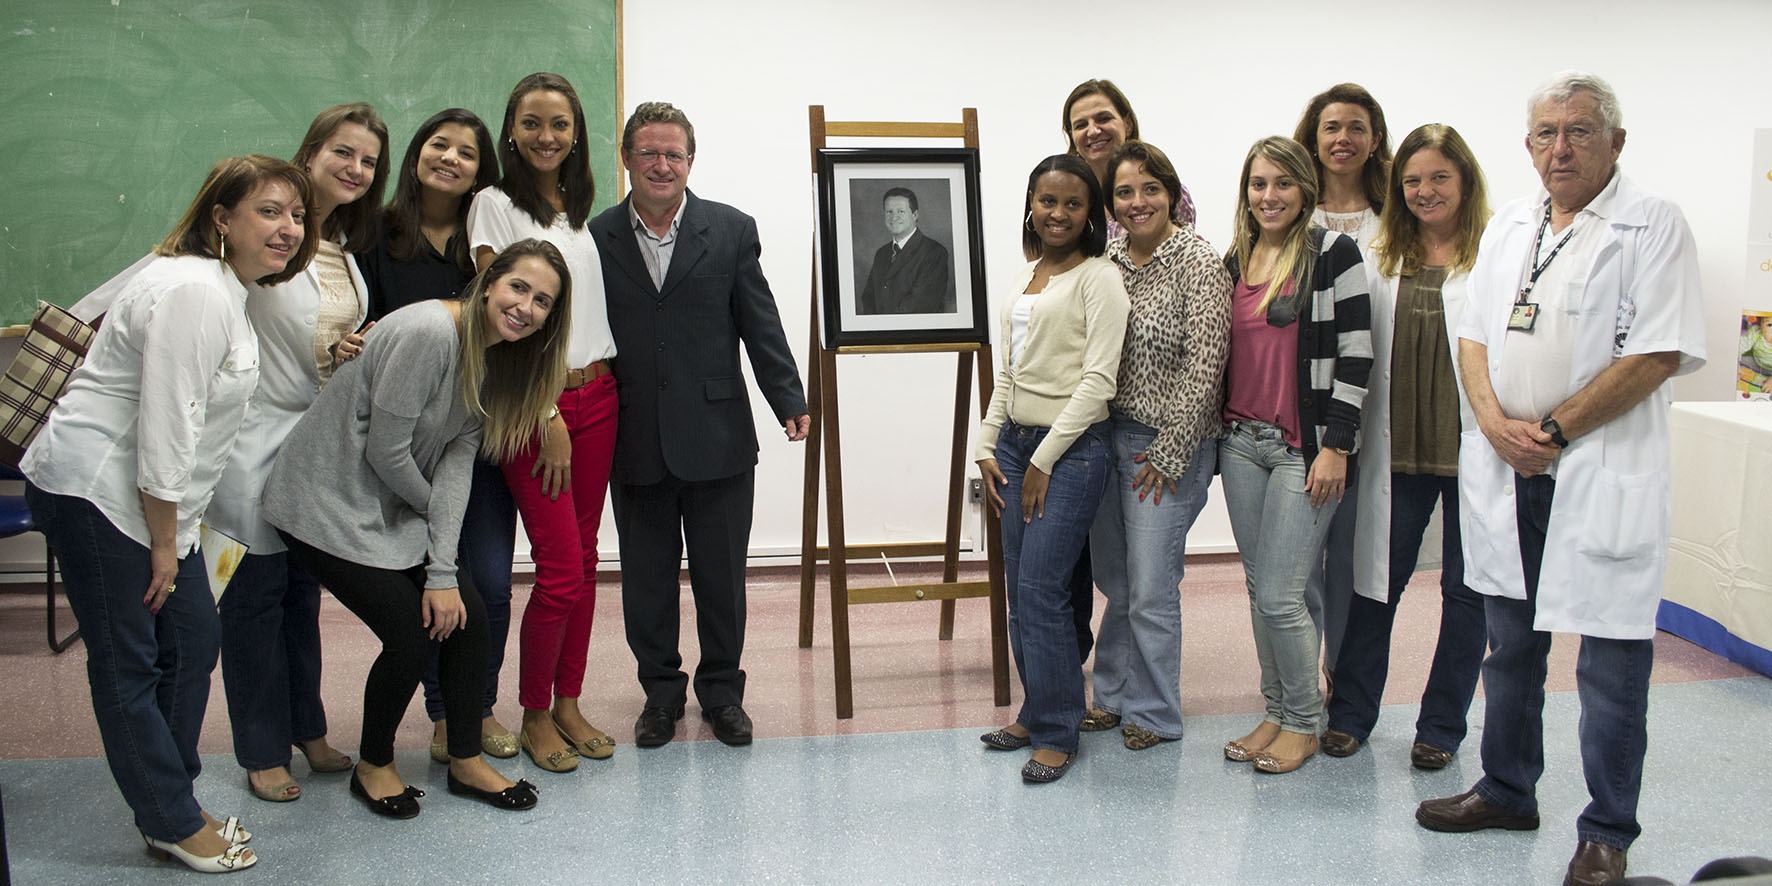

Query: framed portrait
816;148;988;347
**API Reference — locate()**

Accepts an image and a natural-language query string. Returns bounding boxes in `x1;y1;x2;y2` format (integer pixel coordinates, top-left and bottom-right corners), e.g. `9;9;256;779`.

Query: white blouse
206;241;368;551
22;255;260;553
466;185;615;366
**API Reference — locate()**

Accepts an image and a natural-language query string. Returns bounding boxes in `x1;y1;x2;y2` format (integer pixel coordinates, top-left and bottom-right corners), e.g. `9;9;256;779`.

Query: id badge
1508;302;1539;332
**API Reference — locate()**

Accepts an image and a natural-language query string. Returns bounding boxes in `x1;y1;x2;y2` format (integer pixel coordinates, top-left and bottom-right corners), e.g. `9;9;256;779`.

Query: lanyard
1518;201;1577;306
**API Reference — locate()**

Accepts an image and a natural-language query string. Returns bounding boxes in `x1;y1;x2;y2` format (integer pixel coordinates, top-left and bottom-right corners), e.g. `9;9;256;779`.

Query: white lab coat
206;248;369;551
1350;266;1474;603
1456;172;1706;640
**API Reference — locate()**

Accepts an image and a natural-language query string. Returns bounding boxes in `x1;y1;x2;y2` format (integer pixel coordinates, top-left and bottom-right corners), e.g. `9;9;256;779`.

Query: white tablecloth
1660;401;1772;675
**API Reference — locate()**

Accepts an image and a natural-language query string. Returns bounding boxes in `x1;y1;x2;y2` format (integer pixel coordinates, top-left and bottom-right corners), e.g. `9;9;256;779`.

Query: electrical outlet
968;477;984;504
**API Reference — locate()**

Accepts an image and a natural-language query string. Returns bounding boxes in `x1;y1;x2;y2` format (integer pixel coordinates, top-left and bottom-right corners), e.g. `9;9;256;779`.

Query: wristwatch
1540;417;1569;449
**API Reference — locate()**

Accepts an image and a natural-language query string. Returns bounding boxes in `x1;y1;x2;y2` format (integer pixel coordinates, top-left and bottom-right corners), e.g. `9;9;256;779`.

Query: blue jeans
1327;472;1485;750
25;485;216;843
421;458;513;722
1089;419;1216;738
1066;543;1095;664
1473;474;1653;850
1307;458;1359;674
1218;421;1339;733
218;552;330;769
996;419;1110;754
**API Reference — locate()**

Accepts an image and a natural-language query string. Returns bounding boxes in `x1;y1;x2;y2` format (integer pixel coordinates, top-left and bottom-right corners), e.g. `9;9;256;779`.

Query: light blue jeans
1088;419;1216;739
1218;421;1340;734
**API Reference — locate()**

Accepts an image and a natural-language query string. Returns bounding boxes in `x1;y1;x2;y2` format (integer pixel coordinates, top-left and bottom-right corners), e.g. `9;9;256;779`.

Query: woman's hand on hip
976;458;1007;516
422;587;468;640
1305;449;1347;508
1020;466;1051;522
531;412;571;500
144;544;178;614
1131;452;1178;504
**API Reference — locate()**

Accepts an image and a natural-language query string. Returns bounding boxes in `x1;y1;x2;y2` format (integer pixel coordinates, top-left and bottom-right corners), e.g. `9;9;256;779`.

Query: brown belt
565;360;614;390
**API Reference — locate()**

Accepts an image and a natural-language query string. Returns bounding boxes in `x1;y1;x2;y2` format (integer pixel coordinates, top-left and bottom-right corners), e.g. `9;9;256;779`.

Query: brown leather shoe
1415;790;1540;832
1563;841;1627;885
1411;742;1453;770
1321;729;1361;757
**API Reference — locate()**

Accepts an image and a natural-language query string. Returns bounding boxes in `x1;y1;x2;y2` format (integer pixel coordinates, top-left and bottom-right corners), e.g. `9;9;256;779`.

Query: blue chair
0;464;78;653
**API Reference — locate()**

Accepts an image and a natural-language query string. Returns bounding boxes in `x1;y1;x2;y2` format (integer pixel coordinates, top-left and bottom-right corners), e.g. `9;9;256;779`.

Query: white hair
1527;71;1624;132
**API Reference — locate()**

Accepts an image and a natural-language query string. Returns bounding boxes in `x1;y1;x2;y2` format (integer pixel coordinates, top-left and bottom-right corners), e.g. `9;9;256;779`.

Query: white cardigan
206;246;368;552
1349;265;1474;603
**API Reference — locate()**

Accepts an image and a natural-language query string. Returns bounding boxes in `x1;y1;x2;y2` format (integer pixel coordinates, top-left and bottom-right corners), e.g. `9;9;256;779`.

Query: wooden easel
797;105;1009;719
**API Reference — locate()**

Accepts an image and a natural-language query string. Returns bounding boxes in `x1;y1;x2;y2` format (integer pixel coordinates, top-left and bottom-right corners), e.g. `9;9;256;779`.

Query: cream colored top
311;238;361;386
976;257;1129;473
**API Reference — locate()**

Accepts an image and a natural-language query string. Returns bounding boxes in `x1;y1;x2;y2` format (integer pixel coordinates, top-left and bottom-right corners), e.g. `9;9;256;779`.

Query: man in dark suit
858;187;953;315
590;101;809;748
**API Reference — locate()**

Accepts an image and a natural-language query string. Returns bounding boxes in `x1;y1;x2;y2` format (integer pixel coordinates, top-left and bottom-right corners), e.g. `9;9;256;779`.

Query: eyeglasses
1529;124;1604;150
631;149;691;166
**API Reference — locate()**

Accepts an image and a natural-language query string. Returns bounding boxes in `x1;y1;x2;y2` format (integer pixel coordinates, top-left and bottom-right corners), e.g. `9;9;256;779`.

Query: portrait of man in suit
857;187;954;315
589;101;809;750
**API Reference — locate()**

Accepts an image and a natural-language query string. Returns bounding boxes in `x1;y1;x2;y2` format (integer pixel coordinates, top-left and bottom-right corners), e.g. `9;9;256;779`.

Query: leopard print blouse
1104;227;1233;478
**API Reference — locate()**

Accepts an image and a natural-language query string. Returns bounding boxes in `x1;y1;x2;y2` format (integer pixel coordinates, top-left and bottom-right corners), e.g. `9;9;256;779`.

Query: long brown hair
292;102;391;250
456;239;572;461
1292;83;1392;213
1372;124;1491;277
383;109;499;274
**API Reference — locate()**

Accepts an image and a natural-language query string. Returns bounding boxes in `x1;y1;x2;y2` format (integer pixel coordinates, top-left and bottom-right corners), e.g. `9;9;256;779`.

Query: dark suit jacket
859;229;953;314
590;191;807;486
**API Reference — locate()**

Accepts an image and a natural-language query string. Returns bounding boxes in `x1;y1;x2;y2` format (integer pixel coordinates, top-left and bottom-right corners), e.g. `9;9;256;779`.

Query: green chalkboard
0;0;620;322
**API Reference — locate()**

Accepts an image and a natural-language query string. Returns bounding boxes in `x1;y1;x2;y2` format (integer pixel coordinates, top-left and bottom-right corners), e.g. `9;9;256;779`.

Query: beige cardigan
976;257;1129;473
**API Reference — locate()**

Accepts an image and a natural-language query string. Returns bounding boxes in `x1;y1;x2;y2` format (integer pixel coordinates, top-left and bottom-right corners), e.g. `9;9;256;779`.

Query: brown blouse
1389;267;1459;476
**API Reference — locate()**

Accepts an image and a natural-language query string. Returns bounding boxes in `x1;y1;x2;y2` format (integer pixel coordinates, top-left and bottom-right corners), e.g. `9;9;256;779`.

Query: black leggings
282;534;488;766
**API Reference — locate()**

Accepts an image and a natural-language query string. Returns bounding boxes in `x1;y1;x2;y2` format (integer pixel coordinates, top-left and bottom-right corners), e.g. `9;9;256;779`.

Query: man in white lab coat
1413;72;1707;886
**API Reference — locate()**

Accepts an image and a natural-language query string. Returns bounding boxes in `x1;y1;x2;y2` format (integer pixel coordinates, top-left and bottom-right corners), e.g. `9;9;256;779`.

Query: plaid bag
0;302;99;468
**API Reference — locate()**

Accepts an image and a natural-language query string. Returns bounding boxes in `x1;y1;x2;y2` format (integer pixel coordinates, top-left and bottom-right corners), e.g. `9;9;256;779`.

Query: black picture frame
816;147;988;347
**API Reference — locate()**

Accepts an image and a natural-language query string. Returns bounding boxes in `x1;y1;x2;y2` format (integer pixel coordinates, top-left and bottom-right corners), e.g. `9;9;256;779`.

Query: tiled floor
1;560;1766;884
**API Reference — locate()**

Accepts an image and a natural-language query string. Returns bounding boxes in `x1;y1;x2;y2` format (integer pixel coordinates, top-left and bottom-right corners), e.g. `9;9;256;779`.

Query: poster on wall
1742;130;1772;398
1742;310;1772;400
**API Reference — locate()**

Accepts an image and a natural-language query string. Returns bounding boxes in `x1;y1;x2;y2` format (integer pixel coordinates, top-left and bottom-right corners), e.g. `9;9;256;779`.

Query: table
1659;401;1772;676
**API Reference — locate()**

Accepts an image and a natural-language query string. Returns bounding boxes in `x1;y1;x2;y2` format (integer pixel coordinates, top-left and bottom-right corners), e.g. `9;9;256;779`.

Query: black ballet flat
349;770;423;820
446;772;538;811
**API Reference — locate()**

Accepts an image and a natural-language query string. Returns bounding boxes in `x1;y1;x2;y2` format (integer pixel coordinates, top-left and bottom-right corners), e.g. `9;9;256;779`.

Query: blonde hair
1228;137;1319;316
1372;124;1492;277
455;239;572;461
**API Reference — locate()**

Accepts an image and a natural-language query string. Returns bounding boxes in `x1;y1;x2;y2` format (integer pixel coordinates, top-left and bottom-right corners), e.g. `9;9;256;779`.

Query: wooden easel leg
820;348;855;719
938;351;972;641
977;347;1010;706
798;257;824;650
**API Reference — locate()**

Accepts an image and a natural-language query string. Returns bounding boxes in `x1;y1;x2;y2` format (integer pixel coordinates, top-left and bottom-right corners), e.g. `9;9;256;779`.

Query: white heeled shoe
214;816;250;845
143;834;258;873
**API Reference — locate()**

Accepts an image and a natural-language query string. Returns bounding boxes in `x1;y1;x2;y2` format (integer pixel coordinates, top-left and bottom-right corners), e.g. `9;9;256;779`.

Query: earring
1024;210;1034;231
1085;220;1096;237
217;229;227;263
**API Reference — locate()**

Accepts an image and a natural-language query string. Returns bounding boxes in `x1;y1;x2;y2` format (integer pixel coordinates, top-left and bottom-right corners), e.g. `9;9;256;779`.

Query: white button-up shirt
22;254;260;554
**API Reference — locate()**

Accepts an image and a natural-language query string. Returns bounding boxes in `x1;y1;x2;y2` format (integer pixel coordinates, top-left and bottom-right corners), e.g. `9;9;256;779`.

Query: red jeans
505;372;618;710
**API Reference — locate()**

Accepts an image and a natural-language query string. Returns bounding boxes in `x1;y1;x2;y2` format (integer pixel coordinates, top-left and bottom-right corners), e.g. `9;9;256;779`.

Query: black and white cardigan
1223;227;1373;461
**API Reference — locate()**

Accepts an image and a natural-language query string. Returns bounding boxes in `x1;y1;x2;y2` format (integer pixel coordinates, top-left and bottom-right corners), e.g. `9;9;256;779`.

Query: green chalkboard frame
0;0;621;322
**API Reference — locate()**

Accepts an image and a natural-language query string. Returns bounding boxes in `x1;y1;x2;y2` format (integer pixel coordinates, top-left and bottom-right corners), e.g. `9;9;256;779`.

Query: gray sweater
262;300;481;589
